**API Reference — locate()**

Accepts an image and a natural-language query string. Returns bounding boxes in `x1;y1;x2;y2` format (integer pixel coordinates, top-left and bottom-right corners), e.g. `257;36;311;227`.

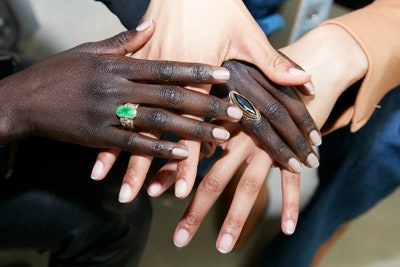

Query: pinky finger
280;168;301;235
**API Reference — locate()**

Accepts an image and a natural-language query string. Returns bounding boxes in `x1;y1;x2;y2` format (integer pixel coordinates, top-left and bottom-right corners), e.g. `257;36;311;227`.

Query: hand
212;60;321;172
133;0;313;88
171;124;301;253
0;21;242;158
170;23;369;253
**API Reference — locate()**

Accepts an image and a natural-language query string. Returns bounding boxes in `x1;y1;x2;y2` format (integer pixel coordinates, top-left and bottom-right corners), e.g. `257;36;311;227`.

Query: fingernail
212;128;230;141
304;82;315;95
174;229;189;248
288;158;302;173
289;67;310;77
136;19;152;31
148;183;162;197
175;180;187;197
285;220;296;235
172;147;189;158
118;183;132;203
307;153;320;168
309;130;322;146
227;106;243;120
212;69;230;81
90;160;103;180
218;234;233;254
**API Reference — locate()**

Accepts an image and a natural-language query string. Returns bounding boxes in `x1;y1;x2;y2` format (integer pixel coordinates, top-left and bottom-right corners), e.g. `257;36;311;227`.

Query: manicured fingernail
218;234;233;254
304;82;315;95
285;220;296;235
289;67;310;76
212;128;230;141
227;106;243;120
118;183;132;203
172;147;188;158
307;153;320;168
212;69;230;81
174;229;189;247
288;158;302;173
175;180;187;197
148;183;162;197
136;19;152;31
309;130;322;146
90;160;103;180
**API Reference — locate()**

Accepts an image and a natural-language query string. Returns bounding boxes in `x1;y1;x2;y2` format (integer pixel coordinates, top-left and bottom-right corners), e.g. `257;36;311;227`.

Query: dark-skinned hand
0;22;242;161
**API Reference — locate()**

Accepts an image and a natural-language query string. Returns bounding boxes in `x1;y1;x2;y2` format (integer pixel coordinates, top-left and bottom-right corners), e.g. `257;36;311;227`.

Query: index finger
122;59;231;84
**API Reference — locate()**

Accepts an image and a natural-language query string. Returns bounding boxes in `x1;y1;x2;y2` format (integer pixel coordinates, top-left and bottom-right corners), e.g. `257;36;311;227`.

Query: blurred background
0;0;399;266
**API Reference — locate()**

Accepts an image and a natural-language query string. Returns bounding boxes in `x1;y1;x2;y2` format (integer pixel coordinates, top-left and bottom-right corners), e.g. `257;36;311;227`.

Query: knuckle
208;98;221;114
239;176;262;194
272;52;290;68
225;216;244;231
147;109;168;129
161;86;184;106
153;61;174;81
202;175;223;194
264;101;287;122
191;121;204;138
182;213;202;228
191;64;211;81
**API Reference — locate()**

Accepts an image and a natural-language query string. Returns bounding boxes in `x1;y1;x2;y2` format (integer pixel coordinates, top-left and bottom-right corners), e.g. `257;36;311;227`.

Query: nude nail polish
118;184;132;203
136;19;152;31
174;229;189;248
309;130;322;146
212;128;230;141
218;234;233;254
212;69;230;81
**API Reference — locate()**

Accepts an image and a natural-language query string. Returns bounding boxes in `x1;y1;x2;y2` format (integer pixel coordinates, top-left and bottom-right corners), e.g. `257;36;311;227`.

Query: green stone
116;105;137;119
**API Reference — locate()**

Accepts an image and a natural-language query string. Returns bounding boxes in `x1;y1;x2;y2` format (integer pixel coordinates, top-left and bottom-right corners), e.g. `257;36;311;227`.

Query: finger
129;106;232;143
90;148;120;181
241;118;303;173
280;168;301;235
175;139;201;198
260;84;322;147
122;59;231;84
106;127;189;159
147;160;179;197
216;151;272;254
278;51;315;95
120;84;243;121
78;20;155;55
233;36;311;86
118;154;153;203
241;106;319;169
173;133;250;248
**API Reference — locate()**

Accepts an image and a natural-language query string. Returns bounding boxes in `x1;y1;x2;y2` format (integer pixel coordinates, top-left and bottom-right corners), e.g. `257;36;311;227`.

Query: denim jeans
258;86;400;266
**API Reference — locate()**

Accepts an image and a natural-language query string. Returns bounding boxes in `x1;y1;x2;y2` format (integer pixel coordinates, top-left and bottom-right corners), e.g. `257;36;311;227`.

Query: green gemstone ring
116;103;139;128
229;91;261;120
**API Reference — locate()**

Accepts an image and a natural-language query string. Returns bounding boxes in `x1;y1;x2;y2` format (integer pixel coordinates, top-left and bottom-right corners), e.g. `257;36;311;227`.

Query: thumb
89;19;155;55
232;37;312;88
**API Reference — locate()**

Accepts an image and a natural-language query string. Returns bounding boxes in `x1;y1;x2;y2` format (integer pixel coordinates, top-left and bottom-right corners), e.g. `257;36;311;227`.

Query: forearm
280;23;368;130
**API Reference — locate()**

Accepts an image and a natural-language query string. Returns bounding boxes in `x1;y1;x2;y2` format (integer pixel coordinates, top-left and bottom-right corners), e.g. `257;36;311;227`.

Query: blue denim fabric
258;86;400;266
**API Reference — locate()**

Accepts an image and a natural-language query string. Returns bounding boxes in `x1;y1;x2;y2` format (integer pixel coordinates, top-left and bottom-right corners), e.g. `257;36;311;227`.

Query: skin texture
0;21;243;162
94;0;317;205
171;23;368;254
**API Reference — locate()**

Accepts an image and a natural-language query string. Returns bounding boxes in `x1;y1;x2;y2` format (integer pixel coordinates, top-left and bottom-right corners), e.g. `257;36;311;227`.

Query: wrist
279;24;368;127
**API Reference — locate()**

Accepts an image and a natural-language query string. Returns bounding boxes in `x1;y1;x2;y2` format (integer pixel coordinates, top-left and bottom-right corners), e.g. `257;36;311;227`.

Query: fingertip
118;183;133;203
283;219;296;235
135;19;153;32
90;160;104;181
174;228;190;248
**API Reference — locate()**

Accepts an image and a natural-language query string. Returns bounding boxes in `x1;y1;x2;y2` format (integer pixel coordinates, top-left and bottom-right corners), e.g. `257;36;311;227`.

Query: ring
116;103;139;128
229;91;261;120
